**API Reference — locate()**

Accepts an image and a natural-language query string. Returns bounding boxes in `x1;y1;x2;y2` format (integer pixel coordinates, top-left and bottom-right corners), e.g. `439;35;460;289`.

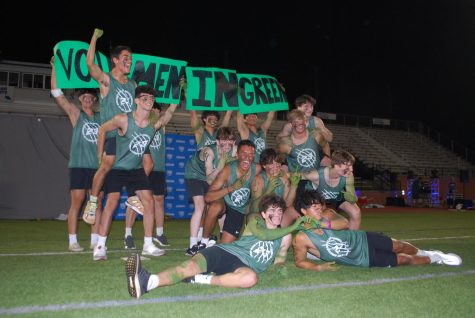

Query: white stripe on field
1;270;474;315
403;235;475;241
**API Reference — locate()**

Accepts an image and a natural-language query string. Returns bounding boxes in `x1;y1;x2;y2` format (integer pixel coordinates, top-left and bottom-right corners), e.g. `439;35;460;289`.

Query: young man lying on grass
292;190;462;271
126;194;319;298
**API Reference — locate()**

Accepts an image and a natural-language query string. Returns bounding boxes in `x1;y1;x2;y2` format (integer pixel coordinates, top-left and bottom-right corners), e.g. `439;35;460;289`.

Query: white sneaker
427;250;462;266
142;244;165;257
307;252;320;260
69;243;84;252
126;196;144;215
93;245;107;261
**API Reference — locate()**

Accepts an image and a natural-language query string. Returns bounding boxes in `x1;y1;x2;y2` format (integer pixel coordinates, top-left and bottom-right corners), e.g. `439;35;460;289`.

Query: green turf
0;209;474;317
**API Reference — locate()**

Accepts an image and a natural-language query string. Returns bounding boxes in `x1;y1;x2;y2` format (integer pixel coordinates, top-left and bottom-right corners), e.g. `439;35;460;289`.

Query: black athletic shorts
199;246;248;275
222;206;245;238
69;168;96;190
185;178;209;198
104;137;117;156
366;231;397;267
104;169;151;196
149;171;167;196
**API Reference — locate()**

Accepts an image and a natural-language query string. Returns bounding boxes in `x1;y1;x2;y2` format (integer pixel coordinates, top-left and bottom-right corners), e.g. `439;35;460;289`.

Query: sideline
1;270;474;315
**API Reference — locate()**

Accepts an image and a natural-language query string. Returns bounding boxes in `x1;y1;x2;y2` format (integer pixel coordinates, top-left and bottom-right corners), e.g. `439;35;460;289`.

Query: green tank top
196;128;217;150
304;229;369;267
224;161;256;214
217;234;283;273
113;113;155;170
184;144;219;181
261;172;285;198
68;111;101;169
287;129;321;173
307;116;316;129
100;73;136;138
316;167;346;203
248;127;266;163
149;127;165;172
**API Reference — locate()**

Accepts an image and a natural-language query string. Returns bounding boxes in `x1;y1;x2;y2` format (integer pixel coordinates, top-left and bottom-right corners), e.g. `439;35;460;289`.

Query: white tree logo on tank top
254;137;265;155
115;88;134;113
230;188;250;207
324;237;351;257
296;148;316;168
81;120;100;144
129;133;151;156
250;241;274;263
150;132;161;150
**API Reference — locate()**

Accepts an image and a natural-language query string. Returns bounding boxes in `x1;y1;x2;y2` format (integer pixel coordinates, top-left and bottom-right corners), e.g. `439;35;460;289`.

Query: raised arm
50;57;79;126
236;111;250;140
190;110;204;144
154;103;178;130
221;110;233;127
86;28;109;96
260;111;275;134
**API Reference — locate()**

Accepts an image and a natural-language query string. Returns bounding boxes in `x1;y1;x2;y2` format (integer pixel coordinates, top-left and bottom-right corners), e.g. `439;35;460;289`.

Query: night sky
2;1;475;150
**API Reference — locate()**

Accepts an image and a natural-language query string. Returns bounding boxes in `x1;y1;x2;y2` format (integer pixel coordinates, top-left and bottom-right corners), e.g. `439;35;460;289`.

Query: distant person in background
236;111;275;163
51;57;103;252
293;190;462;271
83;28;137;225
446;177;456;209
277;94;333;166
190;110;233;150
411;176;422;208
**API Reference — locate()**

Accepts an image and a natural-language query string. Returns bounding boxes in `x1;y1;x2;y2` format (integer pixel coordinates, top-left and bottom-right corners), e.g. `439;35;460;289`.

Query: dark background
2;1;474;150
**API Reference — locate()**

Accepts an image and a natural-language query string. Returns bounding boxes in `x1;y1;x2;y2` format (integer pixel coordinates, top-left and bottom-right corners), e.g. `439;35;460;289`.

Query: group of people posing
51;29;462;299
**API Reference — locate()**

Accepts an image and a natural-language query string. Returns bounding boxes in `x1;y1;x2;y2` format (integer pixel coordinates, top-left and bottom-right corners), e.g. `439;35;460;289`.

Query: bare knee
239;271;258;288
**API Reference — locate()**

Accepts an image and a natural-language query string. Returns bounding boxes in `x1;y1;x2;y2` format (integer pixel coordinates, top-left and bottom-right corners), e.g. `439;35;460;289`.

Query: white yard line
1;270;474;315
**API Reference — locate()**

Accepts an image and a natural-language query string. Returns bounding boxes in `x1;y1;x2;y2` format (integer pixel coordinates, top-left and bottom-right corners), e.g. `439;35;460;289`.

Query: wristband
51;89;63;98
327;219;331;229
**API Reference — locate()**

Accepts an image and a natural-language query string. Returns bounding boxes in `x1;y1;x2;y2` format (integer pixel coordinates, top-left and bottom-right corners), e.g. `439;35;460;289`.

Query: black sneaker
185;243;206;256
181;275;196;283
124;235;136;249
125;253;150;298
153;234;170;247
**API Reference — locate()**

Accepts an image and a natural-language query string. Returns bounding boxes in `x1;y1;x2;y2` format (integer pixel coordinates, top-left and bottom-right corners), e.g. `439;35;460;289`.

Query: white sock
197;227;203;241
90;234;99;245
69;234;78;245
148;274;159;290
98;235;107;247
201;238;209;245
125;227;132;237
190;237;198;248
144;237;153;246
194;274;213;285
156;227;164;236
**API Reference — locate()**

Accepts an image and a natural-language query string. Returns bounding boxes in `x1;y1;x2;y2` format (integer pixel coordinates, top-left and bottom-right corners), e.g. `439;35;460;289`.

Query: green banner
53;41;188;104
185;68;288;113
185;67;239;111
237;74;288;114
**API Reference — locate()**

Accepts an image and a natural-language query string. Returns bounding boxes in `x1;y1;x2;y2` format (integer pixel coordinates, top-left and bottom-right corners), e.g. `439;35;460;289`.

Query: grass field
0;208;474;317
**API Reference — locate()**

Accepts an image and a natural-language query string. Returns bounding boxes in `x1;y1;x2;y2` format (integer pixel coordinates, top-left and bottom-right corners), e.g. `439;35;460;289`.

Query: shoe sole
443;253;462;266
125;202;143;215
153;237;170;246
93;255;107;261
142;250;165;257
69;248;84;252
126;254;142;298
